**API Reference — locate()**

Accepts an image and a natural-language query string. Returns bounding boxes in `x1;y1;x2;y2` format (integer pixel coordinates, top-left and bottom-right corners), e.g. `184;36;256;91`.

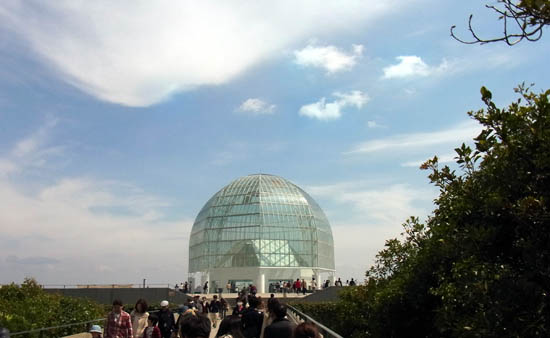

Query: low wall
300;286;343;303
45;287;190;306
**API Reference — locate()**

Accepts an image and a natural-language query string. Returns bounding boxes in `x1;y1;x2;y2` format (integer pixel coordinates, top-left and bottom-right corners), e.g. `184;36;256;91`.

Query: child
143;314;161;338
89;324;103;338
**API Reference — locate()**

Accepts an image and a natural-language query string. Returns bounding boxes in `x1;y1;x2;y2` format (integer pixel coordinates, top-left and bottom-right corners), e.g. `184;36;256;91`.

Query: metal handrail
286;304;343;338
9;310;162;336
9;317;105;336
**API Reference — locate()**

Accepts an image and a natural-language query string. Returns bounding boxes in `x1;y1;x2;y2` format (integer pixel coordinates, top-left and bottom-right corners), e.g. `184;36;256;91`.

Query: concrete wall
45;288;190;306
300;286;343;303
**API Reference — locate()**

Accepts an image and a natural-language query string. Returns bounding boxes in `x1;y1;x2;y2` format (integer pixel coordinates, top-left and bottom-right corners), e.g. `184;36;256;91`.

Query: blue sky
1;0;549;285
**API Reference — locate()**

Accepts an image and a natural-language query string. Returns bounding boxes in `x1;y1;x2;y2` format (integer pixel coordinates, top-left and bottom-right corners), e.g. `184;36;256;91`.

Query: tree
0;278;104;337
451;0;550;45
306;85;550;337
419;85;550;336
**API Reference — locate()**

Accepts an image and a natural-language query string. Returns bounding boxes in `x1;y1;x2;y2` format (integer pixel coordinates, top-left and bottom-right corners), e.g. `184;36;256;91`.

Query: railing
39;283;172;289
0;282;177;289
9;318;105;337
8;310;162;337
286;304;343;338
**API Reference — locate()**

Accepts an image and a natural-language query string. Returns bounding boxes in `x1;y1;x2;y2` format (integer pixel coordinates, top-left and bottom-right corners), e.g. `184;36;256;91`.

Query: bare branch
451;0;549;45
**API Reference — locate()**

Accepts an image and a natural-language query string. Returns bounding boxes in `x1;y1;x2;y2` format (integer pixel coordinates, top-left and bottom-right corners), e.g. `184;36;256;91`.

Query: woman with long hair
131;298;149;338
293;322;321;338
216;315;245;338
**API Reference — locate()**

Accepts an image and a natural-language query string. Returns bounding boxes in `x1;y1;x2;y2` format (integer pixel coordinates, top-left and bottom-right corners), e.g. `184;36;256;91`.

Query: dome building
188;174;335;293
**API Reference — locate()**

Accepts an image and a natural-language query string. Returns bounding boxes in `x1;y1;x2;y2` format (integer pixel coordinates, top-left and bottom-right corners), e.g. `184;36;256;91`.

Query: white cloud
12;118;57;158
236;98;276;115
294;43;363;73
382;55;449;79
0;159;16;176
299;90;369;120
367;120;385;128
346;120;482;154
308;182;432;226
0;120;193;284
306;180;436;278
0;2;405;107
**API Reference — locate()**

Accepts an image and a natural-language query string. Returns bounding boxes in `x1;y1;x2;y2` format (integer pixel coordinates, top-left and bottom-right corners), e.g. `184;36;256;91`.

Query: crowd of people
175;276;359;296
0;276;359;338
88;292;326;338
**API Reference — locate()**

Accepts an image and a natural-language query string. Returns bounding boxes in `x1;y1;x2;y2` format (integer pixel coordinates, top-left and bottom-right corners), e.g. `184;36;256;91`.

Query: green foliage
0;278;104;337
424;85;550;336
297;86;550;337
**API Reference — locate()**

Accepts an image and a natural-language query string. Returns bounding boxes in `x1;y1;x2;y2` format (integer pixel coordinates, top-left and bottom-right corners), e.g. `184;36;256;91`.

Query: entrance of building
267;279;293;293
228;280;253;293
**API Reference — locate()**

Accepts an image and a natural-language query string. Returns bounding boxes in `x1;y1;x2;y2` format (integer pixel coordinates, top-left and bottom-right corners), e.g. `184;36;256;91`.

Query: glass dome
189;174;335;273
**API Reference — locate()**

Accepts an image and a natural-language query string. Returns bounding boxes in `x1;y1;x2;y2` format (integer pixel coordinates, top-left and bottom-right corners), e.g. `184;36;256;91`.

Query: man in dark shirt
208;295;221;328
264;303;295;338
158;300;176;338
241;296;263;338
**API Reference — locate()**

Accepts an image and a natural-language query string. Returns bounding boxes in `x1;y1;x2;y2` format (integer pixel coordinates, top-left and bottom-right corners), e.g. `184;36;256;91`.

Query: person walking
301;280;307;295
220;297;228;319
233;300;245;317
158;300;176;338
311;278;317;292
201;297;209;316
250;285;257;297
216;315;245;338
293;323;321;338
203;281;209;294
209;295;221;328
260;298;279;338
144;315;162;338
241;297;263;338
131;298;149;338
294;279;301;294
263;304;295;338
178;312;211;338
105;299;133;338
90;325;103;338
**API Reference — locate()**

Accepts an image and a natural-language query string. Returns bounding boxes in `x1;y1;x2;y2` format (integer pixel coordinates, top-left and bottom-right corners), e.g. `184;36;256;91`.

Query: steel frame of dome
188;174;335;293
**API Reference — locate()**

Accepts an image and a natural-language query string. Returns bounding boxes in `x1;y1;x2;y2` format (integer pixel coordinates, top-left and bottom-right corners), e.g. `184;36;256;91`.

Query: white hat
90;325;102;333
160;300;169;307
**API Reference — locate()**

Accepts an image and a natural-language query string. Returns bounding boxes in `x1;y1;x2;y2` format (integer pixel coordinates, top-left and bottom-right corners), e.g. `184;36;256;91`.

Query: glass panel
188;174;335;272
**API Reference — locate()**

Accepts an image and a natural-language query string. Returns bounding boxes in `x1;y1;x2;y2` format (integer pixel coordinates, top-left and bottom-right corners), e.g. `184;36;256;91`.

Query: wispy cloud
305;179;436;279
299;90;369;121
382;55;448;79
308;181;433;225
236;98;276;115
0;2;405;106
12;117;58;158
294;43;363;74
0;120;193;284
367;120;385;129
346;120;481;154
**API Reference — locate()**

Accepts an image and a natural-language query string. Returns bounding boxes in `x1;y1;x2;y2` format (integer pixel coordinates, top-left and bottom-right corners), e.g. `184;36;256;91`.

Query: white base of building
189;267;335;294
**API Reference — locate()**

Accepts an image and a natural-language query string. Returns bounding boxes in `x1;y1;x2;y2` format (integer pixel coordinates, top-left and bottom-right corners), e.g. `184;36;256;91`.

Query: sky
1;1;549;286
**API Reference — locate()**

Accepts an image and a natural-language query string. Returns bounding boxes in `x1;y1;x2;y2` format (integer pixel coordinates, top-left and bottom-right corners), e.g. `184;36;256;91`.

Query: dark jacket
264;318;296;338
209;300;220;313
157;309;176;335
241;308;264;338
